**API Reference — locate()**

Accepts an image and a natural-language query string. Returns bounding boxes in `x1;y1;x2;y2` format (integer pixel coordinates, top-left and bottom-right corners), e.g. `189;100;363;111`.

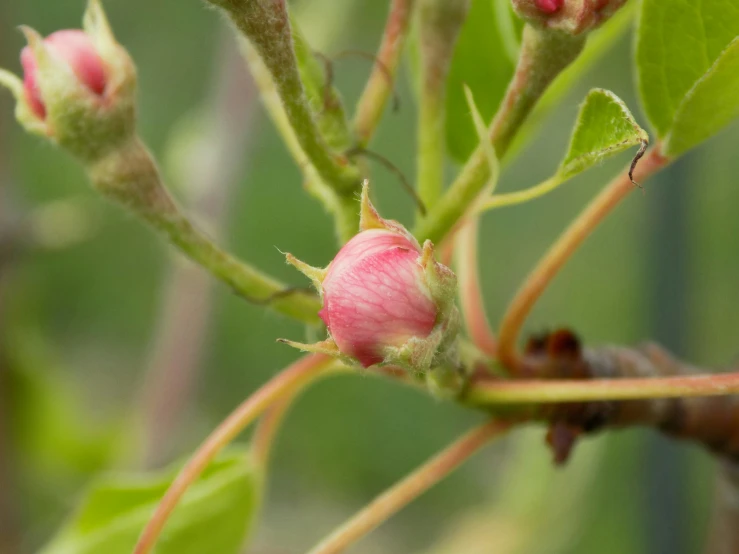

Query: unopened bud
21;30;107;120
0;0;136;162
282;183;459;373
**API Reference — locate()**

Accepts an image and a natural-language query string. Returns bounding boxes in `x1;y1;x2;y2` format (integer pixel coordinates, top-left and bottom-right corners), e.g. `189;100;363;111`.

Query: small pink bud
21;30;107;119
319;229;438;367
283;183;459;373
535;0;563;13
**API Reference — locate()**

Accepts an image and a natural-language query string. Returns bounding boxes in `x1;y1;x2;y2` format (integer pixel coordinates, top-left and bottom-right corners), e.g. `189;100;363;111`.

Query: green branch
89;137;322;324
414;25;585;244
211;0;361;195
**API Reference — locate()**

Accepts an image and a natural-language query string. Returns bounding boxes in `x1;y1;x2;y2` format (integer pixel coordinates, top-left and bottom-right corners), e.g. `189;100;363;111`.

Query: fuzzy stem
88;137;322;324
455;218;496;357
462;338;739;461
417;82;446;211
414;25;585;244
133;354;343;554
238;38;359;243
497;147;671;368
290;16;353;152
306;419;511;554
211;0;361;195
415;0;469;213
353;0;416;146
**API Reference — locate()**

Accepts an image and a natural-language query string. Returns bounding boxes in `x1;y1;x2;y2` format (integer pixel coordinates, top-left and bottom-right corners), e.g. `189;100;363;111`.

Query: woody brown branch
477;329;739;463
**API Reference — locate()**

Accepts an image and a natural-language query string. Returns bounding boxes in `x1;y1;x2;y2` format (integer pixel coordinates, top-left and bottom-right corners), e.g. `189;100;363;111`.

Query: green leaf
510;2;636;156
441;0;635;163
8;332;124;476
444;0;516;162
663;37;739;157
41;450;261;554
636;0;739;138
290;14;353;151
558;88;647;180
479;89;646;212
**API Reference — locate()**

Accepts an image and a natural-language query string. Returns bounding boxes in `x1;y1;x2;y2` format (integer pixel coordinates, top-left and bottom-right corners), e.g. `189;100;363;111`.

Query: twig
86;135;323;324
496;147;671;369
306;419;511;554
335;50;400;113
210;0;361;194
250;396;294;471
133;355;343;554
466;331;739;462
415;0;469;213
467;371;739;404
455;218;496;357
353;0;415;146
238;39;359;243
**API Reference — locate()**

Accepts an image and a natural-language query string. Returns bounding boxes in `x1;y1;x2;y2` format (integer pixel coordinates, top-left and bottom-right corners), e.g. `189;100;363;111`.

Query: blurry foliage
0;0;737;552
41;450;259;554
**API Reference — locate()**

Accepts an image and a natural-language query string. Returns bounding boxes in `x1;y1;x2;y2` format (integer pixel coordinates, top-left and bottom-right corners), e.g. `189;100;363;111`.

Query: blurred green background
1;0;737;553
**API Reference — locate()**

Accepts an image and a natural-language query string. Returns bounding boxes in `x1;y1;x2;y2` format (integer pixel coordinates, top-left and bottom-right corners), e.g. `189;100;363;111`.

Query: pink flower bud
318;229;438;367
283;183;459;373
535;0;563;13
21;30;107;119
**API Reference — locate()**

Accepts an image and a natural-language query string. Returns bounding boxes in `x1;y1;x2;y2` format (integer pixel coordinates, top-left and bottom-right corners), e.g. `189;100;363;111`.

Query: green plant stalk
133;354;346;554
417;86;446;211
238;38;359;243
88;137;322;324
509;2;636;159
307;419;511;554
496;147;671;368
211;0;361;195
414;25;585;244
290;15;353;152
464;371;739;406
354;0;416;146
415;0;470;213
480;174;561;211
455;218;497;357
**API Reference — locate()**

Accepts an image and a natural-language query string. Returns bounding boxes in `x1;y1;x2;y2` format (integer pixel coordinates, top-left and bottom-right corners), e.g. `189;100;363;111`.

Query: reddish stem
133;354;337;554
456;218;497;357
353;0;415;146
307;419;511;554
497;147;671;369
